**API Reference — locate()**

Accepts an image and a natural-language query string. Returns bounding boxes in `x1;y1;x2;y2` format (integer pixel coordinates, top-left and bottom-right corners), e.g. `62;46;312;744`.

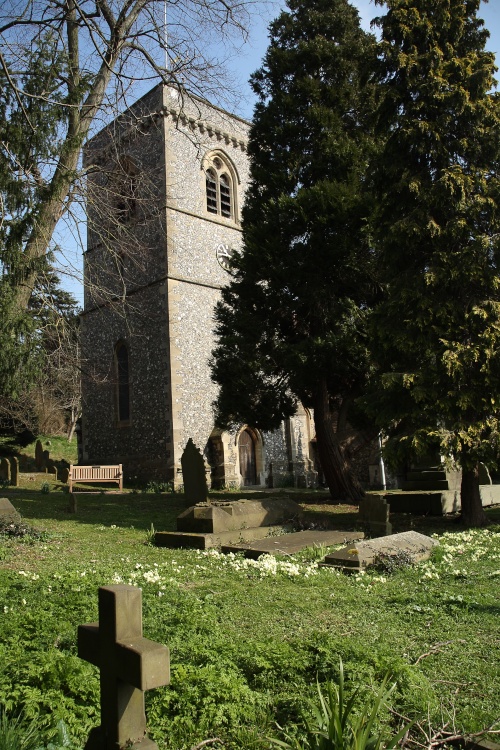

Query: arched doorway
238;429;257;486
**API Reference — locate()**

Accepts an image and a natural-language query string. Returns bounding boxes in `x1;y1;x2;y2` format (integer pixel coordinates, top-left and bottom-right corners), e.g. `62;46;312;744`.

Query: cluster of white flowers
11;527;493;612
450;568;468;578
436;528;500;562
353;569;388;588
17;570;39;580
107;560;180;590
196;549;319;578
418;561;440;583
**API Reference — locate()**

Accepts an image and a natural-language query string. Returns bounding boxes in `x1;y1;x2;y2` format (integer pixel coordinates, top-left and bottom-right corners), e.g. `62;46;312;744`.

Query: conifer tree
212;0;377;501
369;0;500;525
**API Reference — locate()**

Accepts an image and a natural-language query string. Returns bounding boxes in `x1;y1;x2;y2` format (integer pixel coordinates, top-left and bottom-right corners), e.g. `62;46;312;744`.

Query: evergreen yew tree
211;0;377;501
369;0;500;526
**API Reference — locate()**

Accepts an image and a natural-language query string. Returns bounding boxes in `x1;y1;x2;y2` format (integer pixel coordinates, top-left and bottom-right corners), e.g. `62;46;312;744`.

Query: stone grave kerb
78;585;170;750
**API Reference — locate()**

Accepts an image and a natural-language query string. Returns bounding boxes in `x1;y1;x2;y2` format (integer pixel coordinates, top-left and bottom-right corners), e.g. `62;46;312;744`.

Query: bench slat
69;465;123;492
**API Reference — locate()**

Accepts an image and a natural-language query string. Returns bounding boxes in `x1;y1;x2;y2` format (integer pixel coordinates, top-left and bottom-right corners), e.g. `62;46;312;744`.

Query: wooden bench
68;464;123;492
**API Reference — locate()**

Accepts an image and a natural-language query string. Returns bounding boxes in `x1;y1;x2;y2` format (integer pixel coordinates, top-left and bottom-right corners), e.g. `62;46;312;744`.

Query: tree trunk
312;379;365;504
10;0;148;313
67;406;80;442
460;464;488;527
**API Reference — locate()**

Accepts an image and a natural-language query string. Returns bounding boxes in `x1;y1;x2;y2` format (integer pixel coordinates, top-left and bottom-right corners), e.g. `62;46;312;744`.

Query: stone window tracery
204;153;237;221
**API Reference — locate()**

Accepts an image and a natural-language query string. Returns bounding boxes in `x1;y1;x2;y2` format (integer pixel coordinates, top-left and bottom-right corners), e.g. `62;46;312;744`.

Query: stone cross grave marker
181;438;208;505
78;585;170;750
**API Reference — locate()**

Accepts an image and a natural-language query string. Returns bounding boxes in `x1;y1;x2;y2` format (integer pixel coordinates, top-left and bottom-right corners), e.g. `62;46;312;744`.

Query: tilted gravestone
78;585;170;750
0;457;11;483
321;531;439;571
181;438;208;505
0;498;22;526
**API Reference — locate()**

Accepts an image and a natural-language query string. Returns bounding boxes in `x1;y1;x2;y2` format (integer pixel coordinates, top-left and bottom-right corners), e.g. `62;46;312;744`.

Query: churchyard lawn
0;490;499;750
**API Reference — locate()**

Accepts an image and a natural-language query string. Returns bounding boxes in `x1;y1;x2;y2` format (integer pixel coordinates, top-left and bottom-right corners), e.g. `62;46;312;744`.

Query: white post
378;433;386;490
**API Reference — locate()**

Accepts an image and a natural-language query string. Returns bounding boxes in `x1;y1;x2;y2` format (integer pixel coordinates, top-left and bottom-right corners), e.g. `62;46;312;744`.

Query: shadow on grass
2;487;499;538
1;489;186;532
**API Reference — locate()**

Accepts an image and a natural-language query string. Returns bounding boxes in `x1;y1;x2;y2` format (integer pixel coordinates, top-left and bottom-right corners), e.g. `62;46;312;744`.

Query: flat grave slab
321;530;438;571
221;529;364;559
155;524;289;550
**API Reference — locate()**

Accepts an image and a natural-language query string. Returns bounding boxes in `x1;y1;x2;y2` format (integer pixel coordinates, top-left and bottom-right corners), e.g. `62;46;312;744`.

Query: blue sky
234;0;500;120
59;0;500;304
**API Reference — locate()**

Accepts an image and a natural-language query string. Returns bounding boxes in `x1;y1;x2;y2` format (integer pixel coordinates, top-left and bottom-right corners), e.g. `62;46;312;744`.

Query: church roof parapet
161;106;247;151
84;84;249;159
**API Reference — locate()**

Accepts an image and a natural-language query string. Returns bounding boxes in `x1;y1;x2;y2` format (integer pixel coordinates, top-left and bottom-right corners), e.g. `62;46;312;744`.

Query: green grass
0;491;499;750
0;433;78;469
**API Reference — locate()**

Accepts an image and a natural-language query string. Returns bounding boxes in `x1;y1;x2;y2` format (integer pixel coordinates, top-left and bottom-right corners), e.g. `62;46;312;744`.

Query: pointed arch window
115;341;130;423
205;154;236;220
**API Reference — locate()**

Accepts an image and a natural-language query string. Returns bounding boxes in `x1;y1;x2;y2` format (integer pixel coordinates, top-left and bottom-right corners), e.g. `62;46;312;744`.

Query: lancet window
205;154;236;220
115;341;130;423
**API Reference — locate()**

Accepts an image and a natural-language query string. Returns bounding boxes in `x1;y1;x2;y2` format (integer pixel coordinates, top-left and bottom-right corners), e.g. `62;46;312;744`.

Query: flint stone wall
81;85;314;485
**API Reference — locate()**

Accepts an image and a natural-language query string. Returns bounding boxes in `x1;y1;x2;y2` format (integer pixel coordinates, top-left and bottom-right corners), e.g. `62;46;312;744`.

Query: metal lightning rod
163;0;168;72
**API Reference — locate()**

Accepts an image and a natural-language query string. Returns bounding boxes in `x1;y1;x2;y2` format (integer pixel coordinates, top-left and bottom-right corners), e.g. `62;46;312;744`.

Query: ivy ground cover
0;491;499;749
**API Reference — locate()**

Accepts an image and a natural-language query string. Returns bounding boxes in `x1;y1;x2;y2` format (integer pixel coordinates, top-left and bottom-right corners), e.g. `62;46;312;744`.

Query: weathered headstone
321;531;439;571
35;440;44;470
10;457;19;487
78;585;170;750
60;466;70;484
181;438;208;505
359;495;392;537
46;459;58;480
0;457;11;483
0;498;22;525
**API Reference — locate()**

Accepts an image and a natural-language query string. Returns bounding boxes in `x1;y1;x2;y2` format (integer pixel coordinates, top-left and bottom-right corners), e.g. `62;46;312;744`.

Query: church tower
80;85;317;488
